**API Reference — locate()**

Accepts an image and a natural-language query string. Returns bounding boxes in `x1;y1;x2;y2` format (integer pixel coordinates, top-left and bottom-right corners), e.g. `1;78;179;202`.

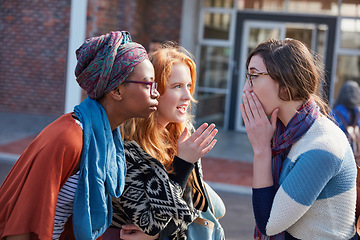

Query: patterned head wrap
75;31;148;99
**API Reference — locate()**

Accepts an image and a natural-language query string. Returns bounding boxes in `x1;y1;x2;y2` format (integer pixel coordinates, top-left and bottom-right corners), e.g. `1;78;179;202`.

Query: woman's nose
243;79;252;92
151;89;160;99
183;88;191;100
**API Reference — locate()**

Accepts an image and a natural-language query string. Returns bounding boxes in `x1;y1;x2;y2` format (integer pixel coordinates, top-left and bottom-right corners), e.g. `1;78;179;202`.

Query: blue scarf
72;97;126;239
254;99;320;240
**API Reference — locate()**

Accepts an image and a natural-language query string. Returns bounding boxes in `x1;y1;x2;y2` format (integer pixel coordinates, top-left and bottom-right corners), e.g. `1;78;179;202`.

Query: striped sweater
253;116;357;239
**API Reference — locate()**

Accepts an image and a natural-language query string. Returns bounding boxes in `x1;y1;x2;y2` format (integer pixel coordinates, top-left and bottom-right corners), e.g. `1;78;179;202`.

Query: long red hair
121;43;197;171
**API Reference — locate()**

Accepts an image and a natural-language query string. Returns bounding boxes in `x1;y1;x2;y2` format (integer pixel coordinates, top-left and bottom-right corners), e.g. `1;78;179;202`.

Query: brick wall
0;0;71;116
0;0;183;116
117;0;183;51
87;0;120;38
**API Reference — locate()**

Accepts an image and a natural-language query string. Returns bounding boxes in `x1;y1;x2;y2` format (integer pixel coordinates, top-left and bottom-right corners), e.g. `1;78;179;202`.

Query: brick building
0;0;183;116
2;0;360;131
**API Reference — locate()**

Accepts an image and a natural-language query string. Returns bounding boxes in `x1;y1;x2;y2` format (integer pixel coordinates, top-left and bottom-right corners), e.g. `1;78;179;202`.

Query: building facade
1;0;359;133
185;0;360;131
0;0;182;115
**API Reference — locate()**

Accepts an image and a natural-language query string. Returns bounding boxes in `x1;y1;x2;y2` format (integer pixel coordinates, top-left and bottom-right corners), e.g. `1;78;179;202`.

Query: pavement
0;110;256;240
0;110;255;194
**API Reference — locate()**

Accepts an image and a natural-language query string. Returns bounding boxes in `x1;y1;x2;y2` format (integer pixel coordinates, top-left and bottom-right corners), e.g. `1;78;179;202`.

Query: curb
208;181;252;195
0;153;252;195
0;153;19;164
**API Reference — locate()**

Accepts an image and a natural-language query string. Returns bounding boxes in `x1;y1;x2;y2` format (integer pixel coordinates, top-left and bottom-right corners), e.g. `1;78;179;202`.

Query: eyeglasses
124;80;158;95
245;72;269;87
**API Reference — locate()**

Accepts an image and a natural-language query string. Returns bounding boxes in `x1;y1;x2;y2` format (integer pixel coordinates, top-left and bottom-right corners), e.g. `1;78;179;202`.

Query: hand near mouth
176;123;218;164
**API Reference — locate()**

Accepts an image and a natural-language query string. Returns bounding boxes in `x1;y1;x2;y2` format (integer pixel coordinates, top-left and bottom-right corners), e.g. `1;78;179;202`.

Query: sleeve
252;186;276;235
256;149;341;236
168;156;194;189
0;114;82;240
157;220;178;240
112;145;194;237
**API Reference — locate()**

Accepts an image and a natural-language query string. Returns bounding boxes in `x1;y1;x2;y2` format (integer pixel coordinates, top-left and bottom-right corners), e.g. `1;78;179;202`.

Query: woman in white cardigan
241;38;357;240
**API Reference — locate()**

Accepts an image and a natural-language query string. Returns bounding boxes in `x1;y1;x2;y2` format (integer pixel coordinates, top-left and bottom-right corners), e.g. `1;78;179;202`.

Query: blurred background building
1;0;359;132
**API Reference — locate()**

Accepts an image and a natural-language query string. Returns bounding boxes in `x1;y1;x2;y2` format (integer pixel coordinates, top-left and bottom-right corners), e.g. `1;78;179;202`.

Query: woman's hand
240;91;278;188
177;123;218;164
240;91;278;155
120;224;159;240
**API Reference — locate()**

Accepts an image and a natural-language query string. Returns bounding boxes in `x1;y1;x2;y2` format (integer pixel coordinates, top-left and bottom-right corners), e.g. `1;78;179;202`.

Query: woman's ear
279;85;291;101
109;86;123;101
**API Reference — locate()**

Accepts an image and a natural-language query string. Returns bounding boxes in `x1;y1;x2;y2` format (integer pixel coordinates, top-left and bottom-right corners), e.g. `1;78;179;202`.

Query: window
288;0;338;15
341;0;360;17
203;12;232;40
204;0;234;8
238;0;285;11
335;55;360;98
198;46;230;89
341;18;360;49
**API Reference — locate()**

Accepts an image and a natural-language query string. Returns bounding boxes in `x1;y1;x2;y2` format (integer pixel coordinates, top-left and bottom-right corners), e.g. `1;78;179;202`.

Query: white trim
64;0;88;113
207;181;252;195
0;153;20;164
196;2;237;130
199;39;232;46
180;0;199;55
198;6;205;44
311;25;317;51
236;9;338;18
329;15;341;106
337;0;342;16
223;7;237;130
337;49;360;56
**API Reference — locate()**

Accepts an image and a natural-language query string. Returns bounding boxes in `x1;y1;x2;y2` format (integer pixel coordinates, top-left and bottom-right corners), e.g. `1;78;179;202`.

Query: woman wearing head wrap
0;31;159;240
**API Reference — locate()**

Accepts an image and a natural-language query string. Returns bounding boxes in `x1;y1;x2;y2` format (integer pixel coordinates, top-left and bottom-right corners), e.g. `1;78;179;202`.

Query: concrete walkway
0;111;254;194
0;111;256;239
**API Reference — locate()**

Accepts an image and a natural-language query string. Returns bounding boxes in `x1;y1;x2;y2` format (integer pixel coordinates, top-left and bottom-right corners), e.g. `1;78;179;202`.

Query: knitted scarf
254;99;320;240
72;97;126;239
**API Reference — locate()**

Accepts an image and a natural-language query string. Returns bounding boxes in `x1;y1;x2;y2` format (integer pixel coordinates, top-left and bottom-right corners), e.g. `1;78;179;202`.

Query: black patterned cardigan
110;140;208;240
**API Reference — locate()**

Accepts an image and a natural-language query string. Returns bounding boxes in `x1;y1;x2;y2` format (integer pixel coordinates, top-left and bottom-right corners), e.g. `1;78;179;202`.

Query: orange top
0;113;83;240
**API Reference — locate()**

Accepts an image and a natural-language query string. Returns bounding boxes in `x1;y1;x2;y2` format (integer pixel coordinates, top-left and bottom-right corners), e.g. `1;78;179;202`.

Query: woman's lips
150;103;158;111
177;105;188;114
